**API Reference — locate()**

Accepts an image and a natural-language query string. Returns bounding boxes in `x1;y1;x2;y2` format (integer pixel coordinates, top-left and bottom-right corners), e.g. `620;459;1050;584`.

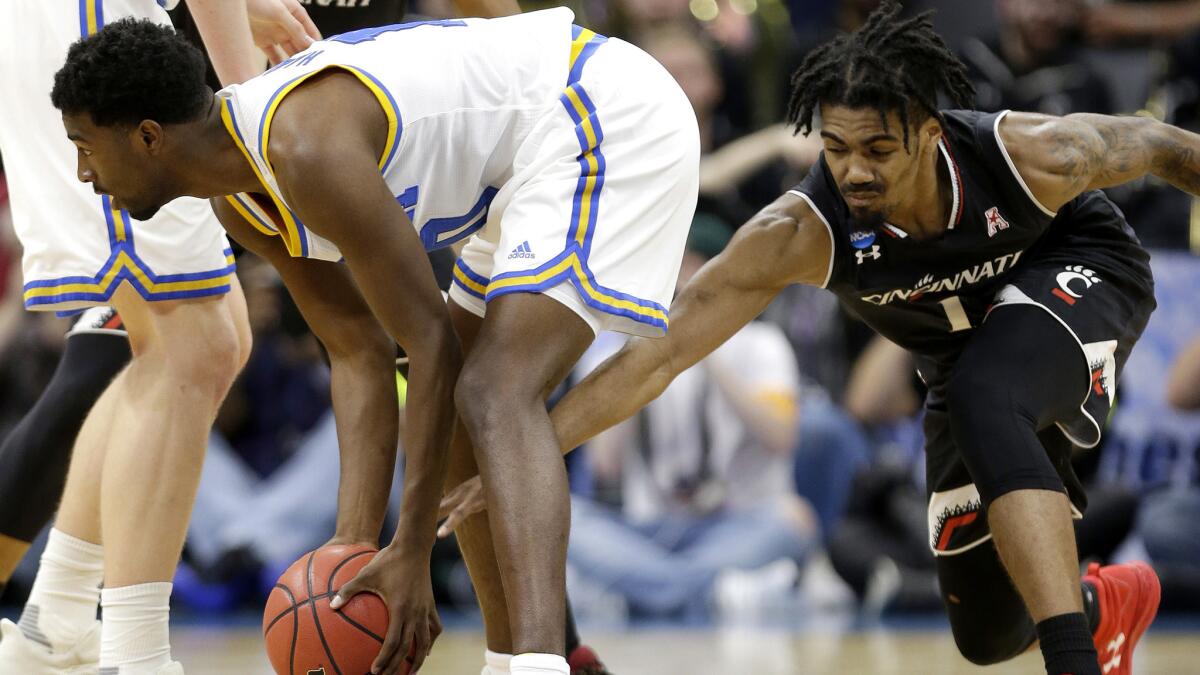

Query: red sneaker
1084;561;1161;675
568;645;613;675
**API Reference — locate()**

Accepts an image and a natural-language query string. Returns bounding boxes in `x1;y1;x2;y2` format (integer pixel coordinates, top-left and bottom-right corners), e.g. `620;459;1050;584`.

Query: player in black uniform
440;3;1198;675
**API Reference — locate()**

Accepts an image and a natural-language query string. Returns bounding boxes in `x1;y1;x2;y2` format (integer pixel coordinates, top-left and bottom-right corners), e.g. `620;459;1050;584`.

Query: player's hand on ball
437;476;486;538
330;545;442;674
245;0;322;64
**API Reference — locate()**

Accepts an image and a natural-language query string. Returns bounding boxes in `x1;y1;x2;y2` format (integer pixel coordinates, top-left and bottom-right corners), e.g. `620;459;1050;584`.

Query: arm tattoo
1067;114;1200;195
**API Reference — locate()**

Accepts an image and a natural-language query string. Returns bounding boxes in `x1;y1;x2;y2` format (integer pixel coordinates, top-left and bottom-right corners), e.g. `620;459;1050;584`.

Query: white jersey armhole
787;189;836;289
992;110;1058;218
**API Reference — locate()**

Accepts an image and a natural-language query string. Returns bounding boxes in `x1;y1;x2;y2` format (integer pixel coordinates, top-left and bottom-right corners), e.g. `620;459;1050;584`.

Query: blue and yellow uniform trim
459;25;669;331
24;197;237;309
24;2;236;311
221;63;403;258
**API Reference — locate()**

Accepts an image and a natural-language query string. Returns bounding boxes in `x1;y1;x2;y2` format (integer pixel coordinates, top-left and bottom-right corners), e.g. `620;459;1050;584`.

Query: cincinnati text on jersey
860;250;1025;306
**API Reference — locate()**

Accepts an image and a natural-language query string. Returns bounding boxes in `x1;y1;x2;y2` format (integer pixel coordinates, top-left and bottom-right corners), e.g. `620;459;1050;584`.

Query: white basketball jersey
218;8;580;261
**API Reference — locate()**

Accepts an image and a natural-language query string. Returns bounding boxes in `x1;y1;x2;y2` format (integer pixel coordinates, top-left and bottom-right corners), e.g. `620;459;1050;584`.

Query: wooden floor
173;624;1200;675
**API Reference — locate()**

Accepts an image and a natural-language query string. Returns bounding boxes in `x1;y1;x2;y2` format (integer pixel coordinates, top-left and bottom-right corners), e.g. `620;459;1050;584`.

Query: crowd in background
3;0;1200;622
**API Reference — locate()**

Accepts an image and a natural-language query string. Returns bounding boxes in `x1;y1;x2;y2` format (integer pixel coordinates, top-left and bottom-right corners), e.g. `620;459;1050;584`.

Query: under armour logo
856;245;881;264
1102;632;1125;674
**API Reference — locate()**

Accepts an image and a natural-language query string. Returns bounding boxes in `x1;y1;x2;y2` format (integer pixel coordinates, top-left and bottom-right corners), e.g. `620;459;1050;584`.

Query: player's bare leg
456;293;594;672
989;489;1085;622
446;302;514;656
27;280;250;674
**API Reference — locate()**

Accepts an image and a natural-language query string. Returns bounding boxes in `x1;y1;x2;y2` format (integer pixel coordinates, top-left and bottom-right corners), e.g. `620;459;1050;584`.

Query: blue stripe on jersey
419;187;499;251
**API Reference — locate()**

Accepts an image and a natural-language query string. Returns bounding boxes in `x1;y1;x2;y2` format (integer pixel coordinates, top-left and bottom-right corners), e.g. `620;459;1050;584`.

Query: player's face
819;104;940;230
63;112;171;221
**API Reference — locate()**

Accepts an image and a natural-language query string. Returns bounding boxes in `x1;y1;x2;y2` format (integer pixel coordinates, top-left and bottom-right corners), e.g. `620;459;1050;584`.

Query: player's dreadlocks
785;0;975;146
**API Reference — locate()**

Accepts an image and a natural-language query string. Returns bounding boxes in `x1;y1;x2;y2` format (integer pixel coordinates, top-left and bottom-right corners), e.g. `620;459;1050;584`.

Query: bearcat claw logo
1052;265;1101;305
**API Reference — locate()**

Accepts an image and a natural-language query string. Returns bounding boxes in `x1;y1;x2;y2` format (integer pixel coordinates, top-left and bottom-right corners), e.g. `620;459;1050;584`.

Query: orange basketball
263;544;397;675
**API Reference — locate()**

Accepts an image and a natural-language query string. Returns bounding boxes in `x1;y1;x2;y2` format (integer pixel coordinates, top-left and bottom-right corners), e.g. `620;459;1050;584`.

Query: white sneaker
0;617;100;675
713;558;801;618
153;662;184;675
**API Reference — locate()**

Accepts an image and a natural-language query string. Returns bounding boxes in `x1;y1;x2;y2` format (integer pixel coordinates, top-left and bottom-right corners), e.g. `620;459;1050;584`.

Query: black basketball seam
326;550;375;595
306;551;343;675
333;610;385;644
265;590;337;634
282;576;299;675
264;584;297;634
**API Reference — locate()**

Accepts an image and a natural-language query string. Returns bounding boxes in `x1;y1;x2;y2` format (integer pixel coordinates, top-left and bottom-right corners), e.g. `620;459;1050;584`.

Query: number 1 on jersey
939;296;972;332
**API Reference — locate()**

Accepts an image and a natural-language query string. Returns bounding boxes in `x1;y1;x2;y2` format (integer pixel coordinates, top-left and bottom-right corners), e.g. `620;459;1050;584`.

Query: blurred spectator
1131;331;1200;612
1084;0;1200;45
641;25;817;226
565;216;817;618
962;0;1115;116
1166;334;1200;409
822;337;941;615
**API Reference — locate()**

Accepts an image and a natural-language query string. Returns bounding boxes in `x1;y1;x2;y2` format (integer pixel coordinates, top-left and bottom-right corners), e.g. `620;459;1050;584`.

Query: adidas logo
508;241;535;260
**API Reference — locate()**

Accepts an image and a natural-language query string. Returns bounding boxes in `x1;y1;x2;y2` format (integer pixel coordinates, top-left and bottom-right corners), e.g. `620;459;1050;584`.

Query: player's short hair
785;0;975;145
51;18;210;128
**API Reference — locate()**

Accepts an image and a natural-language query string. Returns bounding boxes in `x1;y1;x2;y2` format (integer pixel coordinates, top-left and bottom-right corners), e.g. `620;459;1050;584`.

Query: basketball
263;544;395;675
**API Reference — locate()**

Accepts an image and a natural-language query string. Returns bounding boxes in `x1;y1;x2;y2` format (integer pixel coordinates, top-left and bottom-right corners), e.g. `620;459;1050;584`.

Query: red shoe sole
1123;561;1162;663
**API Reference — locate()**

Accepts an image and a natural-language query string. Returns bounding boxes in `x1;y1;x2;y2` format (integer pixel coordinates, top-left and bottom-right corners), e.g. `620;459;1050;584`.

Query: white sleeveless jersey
218;8;582;261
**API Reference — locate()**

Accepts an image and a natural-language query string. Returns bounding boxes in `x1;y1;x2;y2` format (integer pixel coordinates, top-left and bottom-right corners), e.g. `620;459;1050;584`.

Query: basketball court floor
171;619;1200;674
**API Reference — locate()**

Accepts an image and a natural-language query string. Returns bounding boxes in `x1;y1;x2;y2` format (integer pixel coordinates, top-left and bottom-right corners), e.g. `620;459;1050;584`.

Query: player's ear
135;119;165;154
919;115;943;147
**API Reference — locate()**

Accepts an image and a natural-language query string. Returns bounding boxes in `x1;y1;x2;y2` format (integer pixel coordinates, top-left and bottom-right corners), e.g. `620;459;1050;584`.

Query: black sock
565;596;581;656
1081;581;1101;634
1037;612;1100;675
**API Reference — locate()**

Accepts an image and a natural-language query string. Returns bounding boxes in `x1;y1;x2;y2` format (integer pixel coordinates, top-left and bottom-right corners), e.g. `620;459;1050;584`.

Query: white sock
99;582;173;673
510;653;569;675
19;528;104;652
483;649;513;674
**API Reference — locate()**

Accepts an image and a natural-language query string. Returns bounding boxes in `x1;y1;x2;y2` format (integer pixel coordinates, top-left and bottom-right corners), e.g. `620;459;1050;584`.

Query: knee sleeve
944;306;1088;505
938;543;1036;665
0;331;131;540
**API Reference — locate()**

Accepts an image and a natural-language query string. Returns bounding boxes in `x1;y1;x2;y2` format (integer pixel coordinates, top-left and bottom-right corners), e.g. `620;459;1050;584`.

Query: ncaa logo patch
308;669;326;675
849;229;877;249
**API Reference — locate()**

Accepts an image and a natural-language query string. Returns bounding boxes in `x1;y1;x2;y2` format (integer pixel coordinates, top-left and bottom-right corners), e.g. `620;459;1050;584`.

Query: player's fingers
407;622;431;672
384;622;417;675
329;575;369;610
275;11;314;53
286;0;323;41
436;508;464;539
266;43;290;66
371;621;407;674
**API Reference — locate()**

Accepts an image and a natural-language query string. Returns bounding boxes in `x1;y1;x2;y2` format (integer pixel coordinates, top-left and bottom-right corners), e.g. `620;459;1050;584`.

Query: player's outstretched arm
213;199;399;548
1000;111;1200;212
266;75;456;675
436;194;832;534
549;196;830;451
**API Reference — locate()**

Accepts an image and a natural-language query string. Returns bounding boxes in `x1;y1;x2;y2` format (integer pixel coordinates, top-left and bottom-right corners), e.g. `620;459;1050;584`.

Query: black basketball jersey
791;109;1152;387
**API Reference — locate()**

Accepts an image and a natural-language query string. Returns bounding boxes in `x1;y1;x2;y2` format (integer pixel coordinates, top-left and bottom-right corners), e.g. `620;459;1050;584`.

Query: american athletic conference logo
985;206;1009;237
